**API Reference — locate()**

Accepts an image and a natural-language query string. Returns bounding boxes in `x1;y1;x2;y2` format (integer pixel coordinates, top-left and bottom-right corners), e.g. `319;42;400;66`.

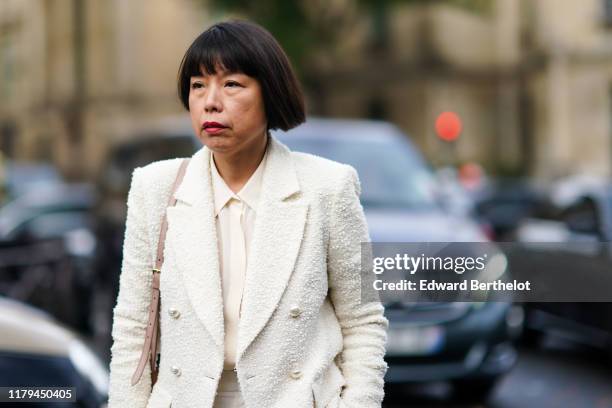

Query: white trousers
213;369;246;408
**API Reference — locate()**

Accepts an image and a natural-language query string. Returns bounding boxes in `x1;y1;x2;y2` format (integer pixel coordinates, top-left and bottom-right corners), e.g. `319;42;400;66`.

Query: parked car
512;182;612;354
0;183;98;334
0;295;108;407
473;177;551;241
0;182;97;241
272;118;524;402
1;160;64;205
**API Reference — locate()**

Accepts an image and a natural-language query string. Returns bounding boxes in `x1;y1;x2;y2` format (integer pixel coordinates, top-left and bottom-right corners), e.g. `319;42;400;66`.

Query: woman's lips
204;127;226;135
202;121;228;135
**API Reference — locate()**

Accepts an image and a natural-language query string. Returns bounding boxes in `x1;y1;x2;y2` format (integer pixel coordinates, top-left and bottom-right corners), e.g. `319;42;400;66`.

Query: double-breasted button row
167;308;182;378
288;306;303;380
289;306;302;318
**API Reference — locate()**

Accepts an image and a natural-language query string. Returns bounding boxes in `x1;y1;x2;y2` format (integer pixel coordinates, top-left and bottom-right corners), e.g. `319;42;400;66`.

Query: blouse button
290;369;302;379
168;308;180;319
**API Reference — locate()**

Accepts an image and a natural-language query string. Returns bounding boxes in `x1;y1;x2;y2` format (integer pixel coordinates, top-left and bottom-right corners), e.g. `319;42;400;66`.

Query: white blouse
210;145;268;370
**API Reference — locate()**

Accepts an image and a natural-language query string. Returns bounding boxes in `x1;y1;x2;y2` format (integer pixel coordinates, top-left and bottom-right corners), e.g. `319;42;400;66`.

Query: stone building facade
2;0;612;180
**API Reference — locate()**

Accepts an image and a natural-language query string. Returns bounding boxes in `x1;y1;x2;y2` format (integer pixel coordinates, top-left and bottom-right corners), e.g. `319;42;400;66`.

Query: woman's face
189;64;268;155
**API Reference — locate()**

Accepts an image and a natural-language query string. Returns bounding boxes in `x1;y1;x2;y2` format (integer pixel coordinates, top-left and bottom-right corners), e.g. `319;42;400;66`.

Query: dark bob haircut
177;20;306;132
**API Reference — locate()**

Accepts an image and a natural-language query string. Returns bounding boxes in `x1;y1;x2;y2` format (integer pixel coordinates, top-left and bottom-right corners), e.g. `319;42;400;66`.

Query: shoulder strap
131;157;190;386
155;158;190;270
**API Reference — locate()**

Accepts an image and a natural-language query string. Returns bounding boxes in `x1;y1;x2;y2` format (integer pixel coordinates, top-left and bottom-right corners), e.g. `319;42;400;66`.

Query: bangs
179;26;258;79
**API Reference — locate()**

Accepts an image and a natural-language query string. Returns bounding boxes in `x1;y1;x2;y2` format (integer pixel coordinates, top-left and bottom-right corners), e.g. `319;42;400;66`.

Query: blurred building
0;0;208;179
1;0;612;181
308;0;612;180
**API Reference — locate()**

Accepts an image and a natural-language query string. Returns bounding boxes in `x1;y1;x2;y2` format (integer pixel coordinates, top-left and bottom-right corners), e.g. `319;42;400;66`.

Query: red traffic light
435;111;462;142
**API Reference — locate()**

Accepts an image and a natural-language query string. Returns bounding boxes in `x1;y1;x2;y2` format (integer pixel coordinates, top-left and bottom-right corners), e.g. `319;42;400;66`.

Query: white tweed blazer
107;134;389;408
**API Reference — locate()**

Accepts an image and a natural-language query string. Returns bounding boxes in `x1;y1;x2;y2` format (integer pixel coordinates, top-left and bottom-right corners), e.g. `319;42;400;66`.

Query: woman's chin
204;136;234;151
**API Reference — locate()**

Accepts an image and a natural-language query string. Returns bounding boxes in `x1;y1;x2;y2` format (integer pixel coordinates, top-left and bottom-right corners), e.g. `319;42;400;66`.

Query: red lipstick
202;121;228;135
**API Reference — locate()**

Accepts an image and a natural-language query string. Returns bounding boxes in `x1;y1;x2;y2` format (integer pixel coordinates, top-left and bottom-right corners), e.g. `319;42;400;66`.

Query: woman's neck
212;135;269;194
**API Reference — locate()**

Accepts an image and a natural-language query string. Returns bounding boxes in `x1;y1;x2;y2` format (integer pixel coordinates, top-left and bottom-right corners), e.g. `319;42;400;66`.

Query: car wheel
452;377;499;403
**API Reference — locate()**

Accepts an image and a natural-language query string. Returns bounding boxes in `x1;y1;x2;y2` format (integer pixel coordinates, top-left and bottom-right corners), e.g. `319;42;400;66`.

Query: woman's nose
204;86;222;112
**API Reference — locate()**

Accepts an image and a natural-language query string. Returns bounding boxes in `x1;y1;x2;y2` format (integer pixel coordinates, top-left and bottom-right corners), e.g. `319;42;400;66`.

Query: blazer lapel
165;136;308;365
235;136;308;364
166;147;225;354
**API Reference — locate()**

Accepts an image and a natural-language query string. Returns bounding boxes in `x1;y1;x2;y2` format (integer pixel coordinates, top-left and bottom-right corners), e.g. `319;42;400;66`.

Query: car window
562;198;599;236
4;163;63;201
0;191;91;239
18;212;92;240
101;135;198;195
0;202;46;237
278;136;439;209
110;135;197;174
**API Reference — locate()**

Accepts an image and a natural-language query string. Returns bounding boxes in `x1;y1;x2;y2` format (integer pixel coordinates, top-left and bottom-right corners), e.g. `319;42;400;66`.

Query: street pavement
383;335;612;408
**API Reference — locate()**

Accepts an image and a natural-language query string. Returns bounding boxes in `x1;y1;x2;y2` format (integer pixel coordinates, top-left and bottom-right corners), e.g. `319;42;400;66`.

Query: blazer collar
174;134;300;208
209;140;269;216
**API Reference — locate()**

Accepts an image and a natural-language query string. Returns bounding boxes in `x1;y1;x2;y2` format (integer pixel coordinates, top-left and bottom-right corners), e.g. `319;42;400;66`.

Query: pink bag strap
131;158;190;386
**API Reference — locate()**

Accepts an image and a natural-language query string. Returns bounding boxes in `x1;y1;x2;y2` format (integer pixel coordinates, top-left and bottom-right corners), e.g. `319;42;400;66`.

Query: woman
108;20;388;408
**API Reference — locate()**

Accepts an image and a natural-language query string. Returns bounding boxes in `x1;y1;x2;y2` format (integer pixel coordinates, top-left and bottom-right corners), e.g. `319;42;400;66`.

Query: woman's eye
191;82;204;89
225;81;241;88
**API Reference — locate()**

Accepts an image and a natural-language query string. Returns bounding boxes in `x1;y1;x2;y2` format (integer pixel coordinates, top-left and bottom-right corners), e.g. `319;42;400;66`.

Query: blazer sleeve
327;165;389;408
108;167;154;408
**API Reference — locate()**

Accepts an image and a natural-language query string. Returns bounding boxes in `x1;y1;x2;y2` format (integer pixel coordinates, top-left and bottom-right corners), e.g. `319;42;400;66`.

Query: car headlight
69;339;109;396
64;228;97;257
471;251;509;301
479;252;508;282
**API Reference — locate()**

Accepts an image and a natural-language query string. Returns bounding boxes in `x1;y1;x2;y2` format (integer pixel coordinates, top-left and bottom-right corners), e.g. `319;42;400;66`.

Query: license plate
386;325;445;356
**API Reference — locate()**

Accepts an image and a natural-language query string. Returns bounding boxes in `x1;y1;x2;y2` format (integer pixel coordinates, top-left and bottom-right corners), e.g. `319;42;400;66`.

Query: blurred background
1;0;612;407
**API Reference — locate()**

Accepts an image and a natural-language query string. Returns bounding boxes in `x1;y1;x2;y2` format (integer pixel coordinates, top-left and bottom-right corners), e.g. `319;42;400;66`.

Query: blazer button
289;306;302;318
168;308;180;319
289;370;302;379
170;366;182;377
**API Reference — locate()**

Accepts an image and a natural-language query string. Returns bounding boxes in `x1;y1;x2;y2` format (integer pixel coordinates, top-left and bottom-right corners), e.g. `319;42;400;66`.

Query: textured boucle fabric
107;135;388;408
